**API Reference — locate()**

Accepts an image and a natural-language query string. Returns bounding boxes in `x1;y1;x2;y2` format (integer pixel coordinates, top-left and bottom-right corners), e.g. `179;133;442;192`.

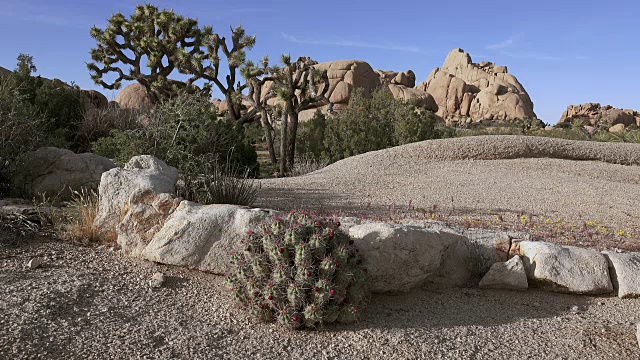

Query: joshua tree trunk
287;111;299;168
261;108;277;164
279;111;289;176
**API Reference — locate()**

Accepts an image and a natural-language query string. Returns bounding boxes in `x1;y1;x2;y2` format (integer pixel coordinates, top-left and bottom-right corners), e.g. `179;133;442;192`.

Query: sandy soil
1;237;639;359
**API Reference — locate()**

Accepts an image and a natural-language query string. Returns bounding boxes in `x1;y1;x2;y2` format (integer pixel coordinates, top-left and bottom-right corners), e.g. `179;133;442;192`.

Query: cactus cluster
225;211;369;329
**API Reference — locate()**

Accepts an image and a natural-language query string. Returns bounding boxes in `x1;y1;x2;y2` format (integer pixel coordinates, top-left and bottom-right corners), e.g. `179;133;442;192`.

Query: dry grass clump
56;189;105;244
286;153;329;177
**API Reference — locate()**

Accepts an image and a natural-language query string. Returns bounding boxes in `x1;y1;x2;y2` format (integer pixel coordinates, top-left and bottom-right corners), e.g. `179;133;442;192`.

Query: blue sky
0;0;638;124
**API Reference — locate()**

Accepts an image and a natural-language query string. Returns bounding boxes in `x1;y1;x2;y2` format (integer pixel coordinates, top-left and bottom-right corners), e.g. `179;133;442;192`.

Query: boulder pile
417;48;536;123
556;103;640;131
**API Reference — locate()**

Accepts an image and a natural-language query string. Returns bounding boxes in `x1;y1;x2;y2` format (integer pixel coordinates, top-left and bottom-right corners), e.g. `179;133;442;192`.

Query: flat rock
510;241;613;294
348;223;461;293
141;202;274;274
602;251;640;298
479;255;528;291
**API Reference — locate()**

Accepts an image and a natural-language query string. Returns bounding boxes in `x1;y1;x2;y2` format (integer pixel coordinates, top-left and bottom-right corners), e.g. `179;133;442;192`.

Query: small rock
27;257;42;269
570;305;581;314
149;272;165;288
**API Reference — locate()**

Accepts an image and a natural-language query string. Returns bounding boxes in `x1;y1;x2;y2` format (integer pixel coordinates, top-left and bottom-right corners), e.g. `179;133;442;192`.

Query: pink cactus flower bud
314;286;319;292
268;295;273;300
306;271;312;277
292;315;299;322
259;304;265;309
314;221;322;227
329;231;335;238
290;210;296;214
330;289;336;295
335;261;341;268
275;217;282;222
278;248;284;254
336;221;341;227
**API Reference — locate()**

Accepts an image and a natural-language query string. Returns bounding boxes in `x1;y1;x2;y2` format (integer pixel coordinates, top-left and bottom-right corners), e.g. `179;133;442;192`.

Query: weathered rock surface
602;251;640;298
94;156;178;240
375;69;417;87
316;60;380;105
11;147;116;200
115;83;153;110
557;103;638;127
428;228;513;286
417;48;535;122
81;90;108;110
479;255;528;290
348;223;461;293
0;65;11;77
388;84;438;111
116;188;182;257
510;241;613;294
140;202;274;274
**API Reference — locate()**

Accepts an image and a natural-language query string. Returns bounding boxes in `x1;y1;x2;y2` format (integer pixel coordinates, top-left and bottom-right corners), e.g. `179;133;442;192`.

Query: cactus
226;212;369;329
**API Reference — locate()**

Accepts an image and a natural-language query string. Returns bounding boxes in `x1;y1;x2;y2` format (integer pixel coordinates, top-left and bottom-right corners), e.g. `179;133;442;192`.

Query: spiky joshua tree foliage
226;212;370;329
88;4;205;103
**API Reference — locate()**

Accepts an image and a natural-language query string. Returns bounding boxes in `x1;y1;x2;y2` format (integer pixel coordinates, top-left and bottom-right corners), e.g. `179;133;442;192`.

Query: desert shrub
77;106;140;151
93;92;259;204
176;159;260;206
58;189;101;243
7;55;85;150
226;213;369;329
323;88;446;163
295;109;327;161
0;76;53;195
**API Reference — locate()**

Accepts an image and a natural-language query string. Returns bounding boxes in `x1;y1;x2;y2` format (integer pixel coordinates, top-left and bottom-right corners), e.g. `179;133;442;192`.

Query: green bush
296;88;447;164
3;54;85;151
226;213;369;329
93;92;260;204
0;75;53;195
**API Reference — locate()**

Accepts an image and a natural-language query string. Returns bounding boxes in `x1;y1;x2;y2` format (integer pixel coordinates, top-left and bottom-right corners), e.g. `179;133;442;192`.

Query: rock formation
556;103;639;129
10;147;116;201
0;65;11;77
114;83;154;110
417;48;536;122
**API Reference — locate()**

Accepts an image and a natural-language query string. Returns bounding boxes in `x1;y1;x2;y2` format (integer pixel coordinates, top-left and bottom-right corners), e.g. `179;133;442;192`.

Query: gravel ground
257;136;640;230
1;236;639;359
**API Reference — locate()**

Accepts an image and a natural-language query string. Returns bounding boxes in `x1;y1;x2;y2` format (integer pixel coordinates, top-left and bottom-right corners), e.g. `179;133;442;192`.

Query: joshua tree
269;55;329;175
88;4;256;119
178;25;257;124
241;57;277;164
87;4;205;103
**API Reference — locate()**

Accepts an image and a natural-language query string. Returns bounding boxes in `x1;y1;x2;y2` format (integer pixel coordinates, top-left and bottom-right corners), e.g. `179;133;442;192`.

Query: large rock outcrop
115;83;153;110
11;147;116;200
93;156;178;240
556;103;639;128
417;48;536;122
